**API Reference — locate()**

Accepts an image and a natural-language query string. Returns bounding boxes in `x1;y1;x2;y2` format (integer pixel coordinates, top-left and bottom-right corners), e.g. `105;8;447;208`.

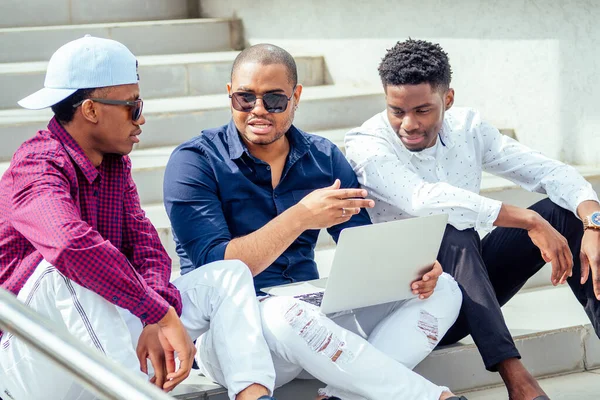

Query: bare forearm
493;203;541;230
224;205;308;276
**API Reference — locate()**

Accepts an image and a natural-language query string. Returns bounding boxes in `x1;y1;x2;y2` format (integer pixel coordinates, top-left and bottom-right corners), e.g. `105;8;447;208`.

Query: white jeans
260;273;462;400
0;259;275;400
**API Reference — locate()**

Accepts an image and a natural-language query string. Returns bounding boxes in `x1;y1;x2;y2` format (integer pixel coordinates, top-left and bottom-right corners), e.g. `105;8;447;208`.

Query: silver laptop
261;214;449;314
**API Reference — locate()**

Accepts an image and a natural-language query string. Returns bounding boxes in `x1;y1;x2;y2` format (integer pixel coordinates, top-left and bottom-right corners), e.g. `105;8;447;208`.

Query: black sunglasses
229;87;296;113
73;98;144;121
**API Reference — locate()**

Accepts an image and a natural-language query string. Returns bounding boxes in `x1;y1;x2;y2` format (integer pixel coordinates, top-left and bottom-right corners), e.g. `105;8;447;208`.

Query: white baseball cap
18;35;139;110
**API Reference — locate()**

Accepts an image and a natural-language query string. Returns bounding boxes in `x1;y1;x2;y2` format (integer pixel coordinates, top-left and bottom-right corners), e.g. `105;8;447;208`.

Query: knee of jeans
536;199;580;228
260;296;318;344
435;273;463;315
444;225;479;248
218;259;253;285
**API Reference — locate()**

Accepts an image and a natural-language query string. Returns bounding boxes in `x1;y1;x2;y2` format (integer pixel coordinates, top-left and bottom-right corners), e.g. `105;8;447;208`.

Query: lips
247;119;273;135
401;135;425;145
130;130;141;143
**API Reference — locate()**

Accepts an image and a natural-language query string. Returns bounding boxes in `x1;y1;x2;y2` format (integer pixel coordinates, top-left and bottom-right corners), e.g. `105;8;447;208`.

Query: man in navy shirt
164;44;465;400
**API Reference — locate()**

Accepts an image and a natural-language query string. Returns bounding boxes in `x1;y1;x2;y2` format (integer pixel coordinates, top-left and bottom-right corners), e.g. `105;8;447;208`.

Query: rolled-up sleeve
10;155;169;324
346;128;502;231
479;119;599;219
163;146;231;270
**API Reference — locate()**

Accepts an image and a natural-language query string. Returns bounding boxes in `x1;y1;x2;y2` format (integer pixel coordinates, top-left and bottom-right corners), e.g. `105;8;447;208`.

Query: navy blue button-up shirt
163;120;372;294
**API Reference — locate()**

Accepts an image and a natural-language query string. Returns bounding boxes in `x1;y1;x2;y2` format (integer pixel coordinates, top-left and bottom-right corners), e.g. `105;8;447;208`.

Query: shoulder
346;110;390;139
297;128;341;157
444;107;489;133
169;124;228;162
12;130;72;170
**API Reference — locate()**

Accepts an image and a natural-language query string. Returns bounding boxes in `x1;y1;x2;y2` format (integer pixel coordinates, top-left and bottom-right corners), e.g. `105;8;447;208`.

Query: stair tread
0;50;325;74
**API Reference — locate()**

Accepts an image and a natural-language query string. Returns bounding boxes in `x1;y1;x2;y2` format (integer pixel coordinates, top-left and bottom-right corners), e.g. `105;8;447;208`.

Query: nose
401;114;418;132
251;97;269;116
135;113;146;126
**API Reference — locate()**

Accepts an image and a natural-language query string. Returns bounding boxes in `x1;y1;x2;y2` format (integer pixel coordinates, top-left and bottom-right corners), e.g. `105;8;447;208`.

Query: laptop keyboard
294;291;324;307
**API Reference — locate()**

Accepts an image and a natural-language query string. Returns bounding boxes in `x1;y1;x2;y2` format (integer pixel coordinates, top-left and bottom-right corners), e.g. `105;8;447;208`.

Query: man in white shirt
345;39;600;400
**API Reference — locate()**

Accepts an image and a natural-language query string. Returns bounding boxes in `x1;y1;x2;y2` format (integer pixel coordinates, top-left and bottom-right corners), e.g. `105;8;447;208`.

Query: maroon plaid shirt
0;117;181;325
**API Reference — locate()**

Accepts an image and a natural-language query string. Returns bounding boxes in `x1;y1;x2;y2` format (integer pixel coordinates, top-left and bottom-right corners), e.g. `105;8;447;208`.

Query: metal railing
0;288;174;400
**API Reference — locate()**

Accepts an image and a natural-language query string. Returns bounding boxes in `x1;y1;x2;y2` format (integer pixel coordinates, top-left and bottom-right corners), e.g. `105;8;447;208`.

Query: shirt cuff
206;241;229;264
572;189;600;221
476;197;503;231
130;288;171;324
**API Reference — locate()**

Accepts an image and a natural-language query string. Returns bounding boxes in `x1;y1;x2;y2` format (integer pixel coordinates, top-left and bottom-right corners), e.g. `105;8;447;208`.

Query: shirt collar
225;119;311;162
48;117;99;184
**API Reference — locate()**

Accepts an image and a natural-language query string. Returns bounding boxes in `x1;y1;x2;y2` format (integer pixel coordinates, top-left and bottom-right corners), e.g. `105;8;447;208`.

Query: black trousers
437;198;600;371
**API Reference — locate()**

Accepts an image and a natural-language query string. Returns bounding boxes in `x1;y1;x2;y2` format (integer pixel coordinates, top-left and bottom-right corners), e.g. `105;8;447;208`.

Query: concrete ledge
0;18;240;63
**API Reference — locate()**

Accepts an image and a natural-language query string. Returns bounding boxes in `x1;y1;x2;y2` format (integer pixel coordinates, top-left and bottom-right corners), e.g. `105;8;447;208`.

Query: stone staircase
2;1;600;398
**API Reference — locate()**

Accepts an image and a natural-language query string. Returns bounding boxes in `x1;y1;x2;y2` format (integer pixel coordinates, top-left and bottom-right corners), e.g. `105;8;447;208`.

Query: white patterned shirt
345;107;599;231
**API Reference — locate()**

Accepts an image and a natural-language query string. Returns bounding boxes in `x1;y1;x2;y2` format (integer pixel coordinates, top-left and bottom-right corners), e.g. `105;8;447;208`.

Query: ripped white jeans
261;272;462;400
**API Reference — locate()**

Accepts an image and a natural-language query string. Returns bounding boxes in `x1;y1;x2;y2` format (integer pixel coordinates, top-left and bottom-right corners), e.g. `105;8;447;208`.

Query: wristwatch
583;211;600;230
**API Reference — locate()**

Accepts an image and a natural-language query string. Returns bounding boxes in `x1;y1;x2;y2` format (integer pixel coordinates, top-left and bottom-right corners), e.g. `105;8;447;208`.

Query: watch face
592;212;600;226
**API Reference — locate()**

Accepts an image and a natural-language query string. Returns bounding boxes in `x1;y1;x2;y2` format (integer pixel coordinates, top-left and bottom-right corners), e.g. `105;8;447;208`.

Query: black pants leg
438;198;600;371
483;198;600;336
436;225;520;370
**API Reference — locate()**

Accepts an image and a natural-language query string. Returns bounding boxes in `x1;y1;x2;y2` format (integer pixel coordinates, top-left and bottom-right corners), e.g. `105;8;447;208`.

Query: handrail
0;288;174;400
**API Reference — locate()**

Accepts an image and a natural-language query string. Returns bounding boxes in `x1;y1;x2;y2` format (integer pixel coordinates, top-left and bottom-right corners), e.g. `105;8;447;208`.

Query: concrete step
0;18;243;63
170;285;600;399
0;84;385;161
0;52;327;109
0;0;194;29
462;370;600;399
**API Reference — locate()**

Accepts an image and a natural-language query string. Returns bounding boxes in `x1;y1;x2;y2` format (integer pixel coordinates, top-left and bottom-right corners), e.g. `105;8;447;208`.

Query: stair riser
0;20;237;63
0;0;191;29
0;56;326;109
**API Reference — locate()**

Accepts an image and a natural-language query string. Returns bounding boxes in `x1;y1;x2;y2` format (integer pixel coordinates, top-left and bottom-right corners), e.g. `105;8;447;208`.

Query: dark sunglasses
72;98;144;121
229;87;296;113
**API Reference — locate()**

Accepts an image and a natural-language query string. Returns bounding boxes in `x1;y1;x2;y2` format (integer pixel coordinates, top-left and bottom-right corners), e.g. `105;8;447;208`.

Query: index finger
331;188;368;199
164;358;192;391
149;353;166;388
339;198;375;209
589;257;600;301
550;252;564;286
137;349;148;374
558;246;573;284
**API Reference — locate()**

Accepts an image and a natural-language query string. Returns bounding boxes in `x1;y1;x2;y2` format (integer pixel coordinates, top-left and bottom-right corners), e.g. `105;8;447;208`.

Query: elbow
222;252;263;277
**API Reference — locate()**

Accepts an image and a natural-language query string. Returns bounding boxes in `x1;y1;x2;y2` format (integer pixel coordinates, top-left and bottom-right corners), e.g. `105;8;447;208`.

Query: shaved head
231;43;298;86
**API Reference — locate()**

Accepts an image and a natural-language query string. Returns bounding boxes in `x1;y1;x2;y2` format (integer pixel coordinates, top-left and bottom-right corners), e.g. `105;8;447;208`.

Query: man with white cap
0;36;276;400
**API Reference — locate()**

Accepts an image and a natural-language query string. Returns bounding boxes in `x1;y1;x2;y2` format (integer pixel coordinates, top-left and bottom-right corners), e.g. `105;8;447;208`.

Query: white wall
199;0;600;164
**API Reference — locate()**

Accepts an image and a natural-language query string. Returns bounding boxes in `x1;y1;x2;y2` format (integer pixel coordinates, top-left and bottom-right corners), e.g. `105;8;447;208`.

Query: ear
292;84;303;106
80;99;99;124
226;82;232;95
444;88;455;111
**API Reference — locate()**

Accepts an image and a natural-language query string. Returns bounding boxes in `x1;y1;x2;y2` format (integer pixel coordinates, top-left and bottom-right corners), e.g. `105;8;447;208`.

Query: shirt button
274;194;278;198
141;313;148;320
266;166;271;170
93;190;99;197
112;296;118;301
